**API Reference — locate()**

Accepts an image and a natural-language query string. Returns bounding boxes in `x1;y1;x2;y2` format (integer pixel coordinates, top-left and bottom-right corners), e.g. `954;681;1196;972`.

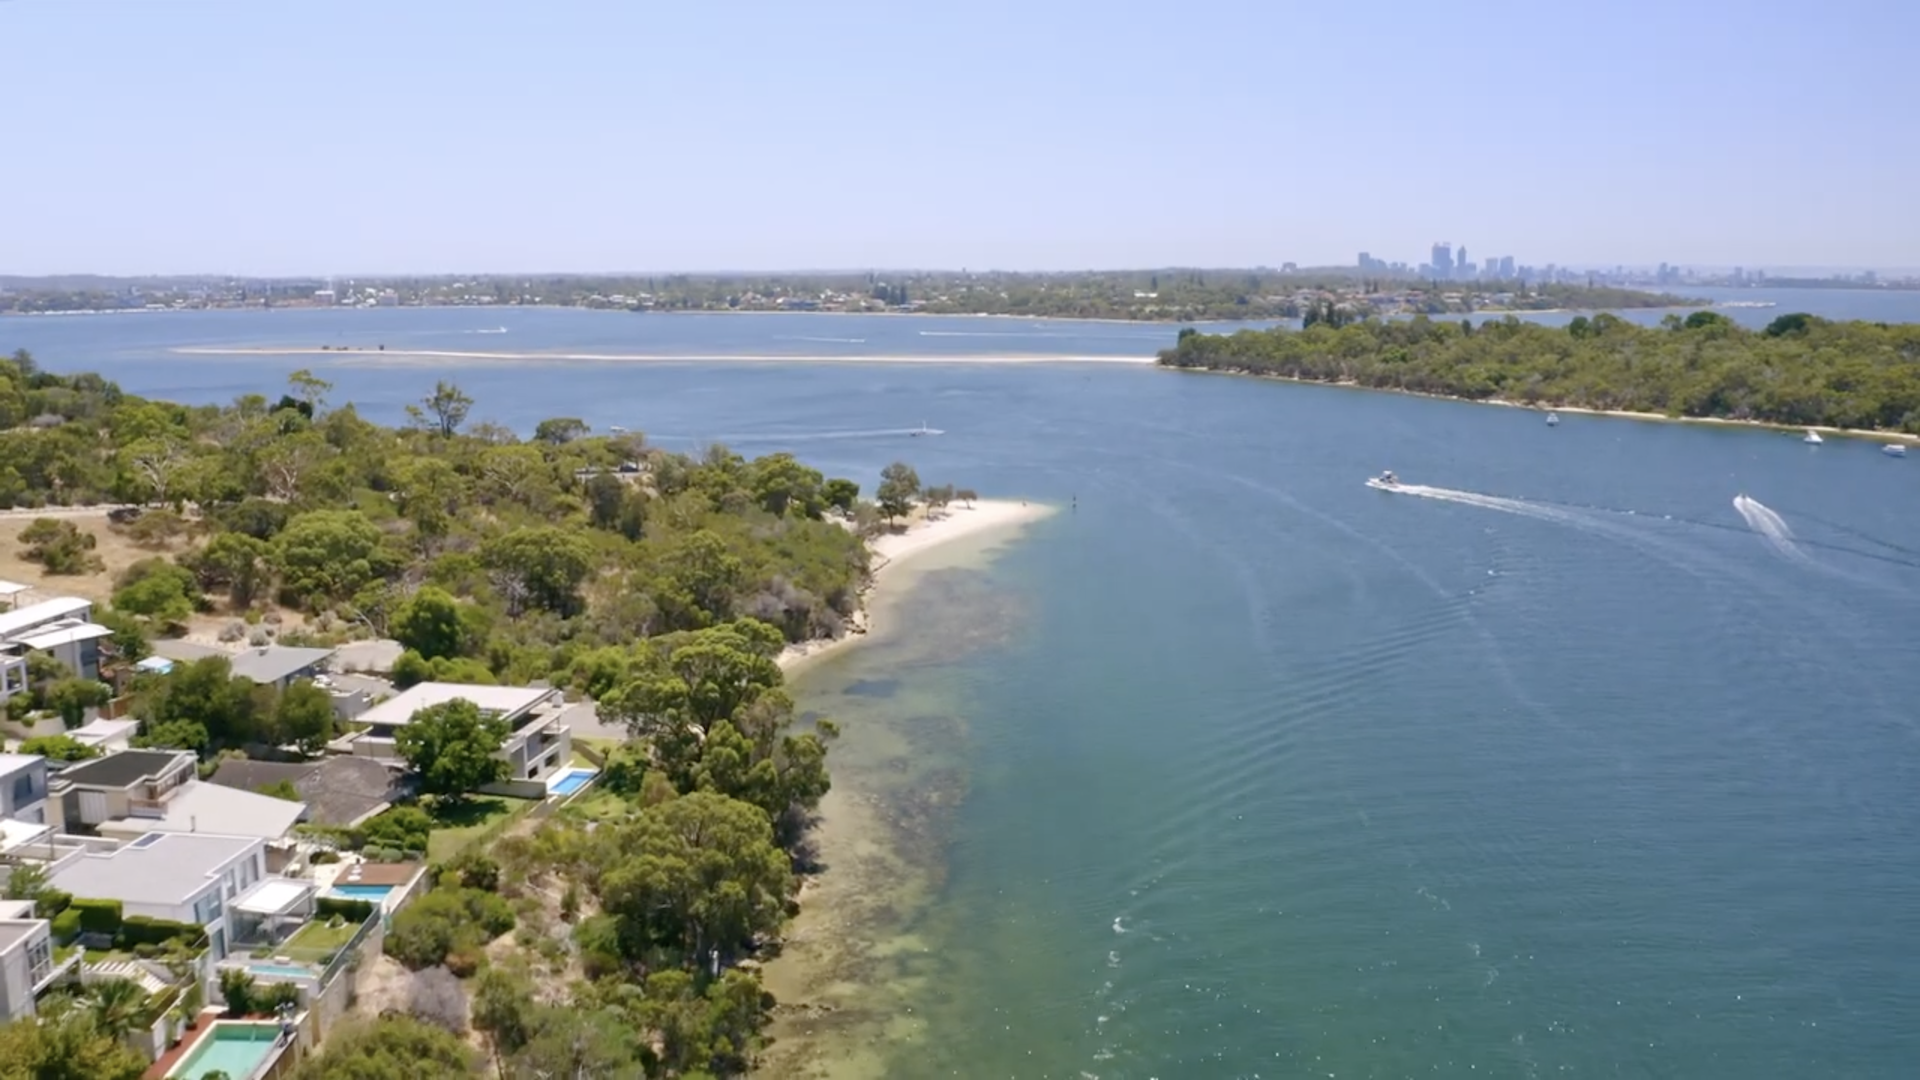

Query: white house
43;831;303;961
47;749;307;843
0;753;50;825
344;682;572;788
0;900;65;1023
0;597;112;694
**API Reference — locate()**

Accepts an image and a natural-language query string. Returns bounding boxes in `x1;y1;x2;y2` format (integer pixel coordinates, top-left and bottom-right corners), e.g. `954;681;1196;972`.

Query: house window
194;892;223;925
26;935;52;984
10;773;36;805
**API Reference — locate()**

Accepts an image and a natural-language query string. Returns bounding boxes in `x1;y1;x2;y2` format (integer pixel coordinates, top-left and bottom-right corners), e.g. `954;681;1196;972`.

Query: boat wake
1732;494;1816;567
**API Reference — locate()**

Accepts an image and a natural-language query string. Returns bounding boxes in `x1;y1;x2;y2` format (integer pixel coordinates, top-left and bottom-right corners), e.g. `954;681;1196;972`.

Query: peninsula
1157;311;1920;435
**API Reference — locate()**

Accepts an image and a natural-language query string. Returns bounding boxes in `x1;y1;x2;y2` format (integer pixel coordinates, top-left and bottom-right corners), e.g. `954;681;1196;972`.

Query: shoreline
1168;366;1920;444
168;345;1155;365
777;499;1055;675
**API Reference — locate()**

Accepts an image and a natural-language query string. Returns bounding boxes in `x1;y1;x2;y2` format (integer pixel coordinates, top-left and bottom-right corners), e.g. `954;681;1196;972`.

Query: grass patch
425;794;536;862
268;917;365;964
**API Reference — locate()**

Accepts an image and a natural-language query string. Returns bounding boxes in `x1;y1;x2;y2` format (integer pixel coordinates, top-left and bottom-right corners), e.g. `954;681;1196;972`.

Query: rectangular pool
167;1021;285;1080
249;963;314;979
328;884;396;901
548;767;598;797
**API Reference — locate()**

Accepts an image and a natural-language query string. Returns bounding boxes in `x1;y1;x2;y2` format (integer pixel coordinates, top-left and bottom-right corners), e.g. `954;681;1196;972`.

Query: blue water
247;963;314;979
168;1022;282;1079
549;768;597;796
328;884;395;901
10;305;1920;1077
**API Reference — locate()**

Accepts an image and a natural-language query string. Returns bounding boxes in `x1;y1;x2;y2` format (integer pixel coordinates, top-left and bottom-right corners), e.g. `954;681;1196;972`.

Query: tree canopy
1158;311;1920;433
394;698;510;799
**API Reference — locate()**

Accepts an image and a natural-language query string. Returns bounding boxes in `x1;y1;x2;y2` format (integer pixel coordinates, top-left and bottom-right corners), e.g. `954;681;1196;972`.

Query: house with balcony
45;749;308;847
339;682;572;793
43;831;302;962
0;597;112;696
0;899;76;1023
0;753;50;826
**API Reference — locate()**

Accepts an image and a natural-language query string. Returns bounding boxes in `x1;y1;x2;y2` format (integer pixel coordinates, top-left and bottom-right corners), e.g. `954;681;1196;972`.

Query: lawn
275;918;363;964
425;794;537;862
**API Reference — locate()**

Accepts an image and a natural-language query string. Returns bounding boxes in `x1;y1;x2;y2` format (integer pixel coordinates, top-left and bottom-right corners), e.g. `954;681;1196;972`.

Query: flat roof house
0;899;71;1023
224;645;336;690
45;831;292;961
0;753;50;826
344;682;572;788
0;597;112;698
46;749;307;842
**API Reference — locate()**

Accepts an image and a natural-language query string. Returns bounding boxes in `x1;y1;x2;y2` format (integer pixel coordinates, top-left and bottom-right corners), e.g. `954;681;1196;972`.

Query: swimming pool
248;963;314;980
167;1021;285;1080
548;767;598;796
328;884;395;901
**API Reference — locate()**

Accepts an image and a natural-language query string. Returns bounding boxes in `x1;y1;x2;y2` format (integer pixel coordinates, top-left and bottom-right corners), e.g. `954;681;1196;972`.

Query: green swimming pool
167;1021;285;1080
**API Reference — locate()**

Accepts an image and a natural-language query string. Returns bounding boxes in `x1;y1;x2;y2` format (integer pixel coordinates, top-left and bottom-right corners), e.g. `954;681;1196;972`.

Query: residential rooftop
207;757;400;828
47;832;258;906
358;682;555;728
54;749;192;789
0;597;91;639
93;780;306;841
0;753;43;775
225;645;335;685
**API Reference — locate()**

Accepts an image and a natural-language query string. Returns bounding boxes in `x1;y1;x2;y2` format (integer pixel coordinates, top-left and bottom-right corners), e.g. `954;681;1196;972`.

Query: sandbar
778;499;1054;674
168;346;1154;366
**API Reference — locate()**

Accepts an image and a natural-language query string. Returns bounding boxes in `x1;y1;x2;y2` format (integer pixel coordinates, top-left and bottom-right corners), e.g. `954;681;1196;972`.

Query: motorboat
1885;443;1908;458
1546;412;1560;426
1366;470;1400;491
1803;428;1824;445
909;421;938;437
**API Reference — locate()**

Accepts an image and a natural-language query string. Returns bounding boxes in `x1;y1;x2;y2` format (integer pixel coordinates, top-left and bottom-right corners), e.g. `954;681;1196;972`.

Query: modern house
0;899;65;1023
342;682;572;790
225;645;336;691
0;753;50;825
0;596;113;697
207;756;403;828
43;831;300;961
45;749;308;843
66;717;139;755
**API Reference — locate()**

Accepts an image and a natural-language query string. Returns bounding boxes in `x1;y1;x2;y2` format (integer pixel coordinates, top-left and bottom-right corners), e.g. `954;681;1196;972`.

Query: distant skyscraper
1431;242;1453;279
1456;245;1469;278
1485;257;1499;277
1498;256;1515;278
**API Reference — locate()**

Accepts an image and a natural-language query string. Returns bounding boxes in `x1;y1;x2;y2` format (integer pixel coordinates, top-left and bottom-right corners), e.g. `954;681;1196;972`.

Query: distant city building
1456;245;1469;278
1430;242;1453;279
1499;255;1515;278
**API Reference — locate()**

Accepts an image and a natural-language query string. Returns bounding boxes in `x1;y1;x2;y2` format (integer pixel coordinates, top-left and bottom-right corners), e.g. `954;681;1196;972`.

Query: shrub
118;914;203;949
315;896;375;923
70;897;124;935
385;887;515;971
18;517;102;574
361;805;432;853
50;908;82;943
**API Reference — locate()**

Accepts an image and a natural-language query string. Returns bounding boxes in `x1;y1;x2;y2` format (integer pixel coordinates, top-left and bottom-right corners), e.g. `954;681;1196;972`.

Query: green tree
0;1002;148;1080
45;679;112;729
287;1015;481;1080
822;477;860;513
594;791;793;965
17;518;102;574
287;368;332;413
87;978;150;1041
392;457;470;544
481;526;594;616
533;417;589;444
274;679;337;755
746;452;824;517
110;558;199;625
273;510;392;608
875;461;920;524
16;733;99;762
394;698;509;800
1;860;50;901
391;586;478;660
413;380;474;438
470;962;535;1066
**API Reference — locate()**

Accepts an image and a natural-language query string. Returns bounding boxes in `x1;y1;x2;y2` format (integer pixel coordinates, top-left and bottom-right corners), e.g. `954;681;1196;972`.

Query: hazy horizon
2;0;1914;276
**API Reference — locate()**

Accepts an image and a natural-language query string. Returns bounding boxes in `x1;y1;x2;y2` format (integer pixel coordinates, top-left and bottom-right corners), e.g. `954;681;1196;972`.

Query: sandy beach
778;499;1054;674
169;345;1154;366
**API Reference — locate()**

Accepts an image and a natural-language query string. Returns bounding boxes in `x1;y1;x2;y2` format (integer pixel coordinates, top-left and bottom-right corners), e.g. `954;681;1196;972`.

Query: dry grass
0;512;170;605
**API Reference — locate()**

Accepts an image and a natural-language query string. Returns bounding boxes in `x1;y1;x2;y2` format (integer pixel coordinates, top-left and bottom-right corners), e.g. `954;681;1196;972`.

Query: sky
2;0;1915;275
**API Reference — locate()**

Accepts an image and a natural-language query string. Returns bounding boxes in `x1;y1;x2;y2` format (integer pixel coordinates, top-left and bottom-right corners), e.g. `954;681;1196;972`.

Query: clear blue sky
3;0;1914;275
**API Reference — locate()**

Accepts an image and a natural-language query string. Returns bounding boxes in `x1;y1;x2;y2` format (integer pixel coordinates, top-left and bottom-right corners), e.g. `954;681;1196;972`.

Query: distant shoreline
1171;367;1920;444
168;345;1157;365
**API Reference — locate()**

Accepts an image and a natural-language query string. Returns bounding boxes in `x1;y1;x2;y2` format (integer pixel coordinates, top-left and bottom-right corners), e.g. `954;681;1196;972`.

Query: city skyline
2;1;1915;276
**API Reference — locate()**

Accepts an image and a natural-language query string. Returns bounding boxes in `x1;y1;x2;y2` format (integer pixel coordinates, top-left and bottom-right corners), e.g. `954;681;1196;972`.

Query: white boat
1803;429;1824;445
908;421;941;437
1885;444;1908;458
1366;471;1400;491
1545;412;1560;427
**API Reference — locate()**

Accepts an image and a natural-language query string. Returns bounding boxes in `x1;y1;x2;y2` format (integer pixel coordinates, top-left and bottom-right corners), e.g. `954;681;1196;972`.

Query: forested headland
1157;312;1920;433
0;346;955;1078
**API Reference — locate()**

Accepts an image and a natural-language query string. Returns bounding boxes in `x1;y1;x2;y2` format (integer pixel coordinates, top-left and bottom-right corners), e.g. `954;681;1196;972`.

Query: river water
6;294;1919;1077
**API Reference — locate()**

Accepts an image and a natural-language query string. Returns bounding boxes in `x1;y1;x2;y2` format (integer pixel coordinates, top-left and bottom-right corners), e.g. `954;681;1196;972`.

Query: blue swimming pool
548;767;597;796
248;963;314;979
328;884;395;901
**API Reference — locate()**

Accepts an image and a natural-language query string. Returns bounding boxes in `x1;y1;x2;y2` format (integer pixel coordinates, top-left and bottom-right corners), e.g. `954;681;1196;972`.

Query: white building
47;750;307;843
345;682;571;788
0;753;50;825
44;831;303;961
0;899;67;1023
0;597;113;697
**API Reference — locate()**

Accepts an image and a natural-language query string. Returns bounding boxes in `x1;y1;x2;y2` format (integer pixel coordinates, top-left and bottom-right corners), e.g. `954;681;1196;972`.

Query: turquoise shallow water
11;305;1920;1077
170;1023;281;1079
